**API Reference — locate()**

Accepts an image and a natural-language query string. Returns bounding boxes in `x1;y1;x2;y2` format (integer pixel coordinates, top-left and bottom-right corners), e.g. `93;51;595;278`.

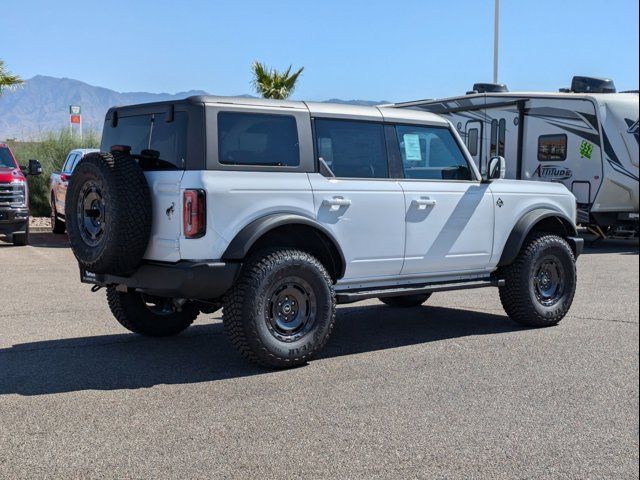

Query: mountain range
0;75;388;140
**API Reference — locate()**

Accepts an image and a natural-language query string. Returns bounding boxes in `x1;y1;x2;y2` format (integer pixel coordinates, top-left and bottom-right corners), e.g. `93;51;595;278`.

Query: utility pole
493;0;500;83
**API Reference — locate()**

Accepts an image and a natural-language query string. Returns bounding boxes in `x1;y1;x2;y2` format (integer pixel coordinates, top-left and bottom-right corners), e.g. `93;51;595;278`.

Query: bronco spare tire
66;151;151;275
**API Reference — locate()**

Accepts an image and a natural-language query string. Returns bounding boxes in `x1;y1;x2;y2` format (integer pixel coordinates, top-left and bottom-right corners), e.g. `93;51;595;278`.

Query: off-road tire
66;151;151;275
498;232;576;327
12;224;29;246
106;287;198;337
51;197;66;234
379;293;432;308
223;249;336;368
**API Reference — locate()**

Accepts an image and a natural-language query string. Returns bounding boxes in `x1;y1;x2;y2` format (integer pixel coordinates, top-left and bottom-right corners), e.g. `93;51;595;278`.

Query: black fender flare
221;213;346;278
498;209;579;267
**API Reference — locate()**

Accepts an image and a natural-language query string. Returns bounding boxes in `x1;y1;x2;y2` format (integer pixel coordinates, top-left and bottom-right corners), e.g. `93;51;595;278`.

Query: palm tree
251;61;304;100
0;60;23;95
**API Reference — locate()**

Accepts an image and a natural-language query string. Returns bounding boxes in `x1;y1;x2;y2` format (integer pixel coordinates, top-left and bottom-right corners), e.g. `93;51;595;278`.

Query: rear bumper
566;236;584;258
0;207;29;235
80;260;241;299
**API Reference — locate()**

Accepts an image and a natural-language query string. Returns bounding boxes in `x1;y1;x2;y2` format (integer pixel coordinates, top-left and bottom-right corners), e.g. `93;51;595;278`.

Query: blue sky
3;0;638;102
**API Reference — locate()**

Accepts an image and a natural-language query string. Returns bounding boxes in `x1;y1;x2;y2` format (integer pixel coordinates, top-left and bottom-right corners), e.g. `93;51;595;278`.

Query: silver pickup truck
49;148;98;233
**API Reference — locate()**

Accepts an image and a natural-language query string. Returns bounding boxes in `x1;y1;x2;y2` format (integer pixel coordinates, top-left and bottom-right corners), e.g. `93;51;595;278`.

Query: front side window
538;134;567;161
314;119;388;178
396;125;473;180
218;112;299;166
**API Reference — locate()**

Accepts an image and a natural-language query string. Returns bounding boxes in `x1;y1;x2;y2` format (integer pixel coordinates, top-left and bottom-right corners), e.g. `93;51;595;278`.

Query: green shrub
9;130;101;216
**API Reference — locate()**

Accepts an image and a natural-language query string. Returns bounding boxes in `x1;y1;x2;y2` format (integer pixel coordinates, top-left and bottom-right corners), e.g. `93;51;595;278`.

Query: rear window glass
0;146;16;168
101;112;188;169
218;112;300;166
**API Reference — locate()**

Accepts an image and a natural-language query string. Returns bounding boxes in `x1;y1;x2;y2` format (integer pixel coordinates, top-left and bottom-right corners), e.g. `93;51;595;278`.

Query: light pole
493;0;500;83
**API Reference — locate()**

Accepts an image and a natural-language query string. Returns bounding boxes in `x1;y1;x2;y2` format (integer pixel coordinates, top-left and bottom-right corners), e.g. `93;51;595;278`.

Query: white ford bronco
67;96;583;368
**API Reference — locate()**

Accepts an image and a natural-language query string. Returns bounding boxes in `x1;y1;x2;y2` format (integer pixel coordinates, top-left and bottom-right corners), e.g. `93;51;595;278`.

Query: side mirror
27;159;43;176
482;156;506;182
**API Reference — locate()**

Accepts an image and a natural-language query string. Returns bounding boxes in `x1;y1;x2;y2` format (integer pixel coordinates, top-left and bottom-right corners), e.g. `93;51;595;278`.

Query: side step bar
336;278;505;305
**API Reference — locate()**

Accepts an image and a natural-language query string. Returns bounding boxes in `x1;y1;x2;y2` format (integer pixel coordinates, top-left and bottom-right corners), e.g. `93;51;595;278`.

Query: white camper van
394;76;639;235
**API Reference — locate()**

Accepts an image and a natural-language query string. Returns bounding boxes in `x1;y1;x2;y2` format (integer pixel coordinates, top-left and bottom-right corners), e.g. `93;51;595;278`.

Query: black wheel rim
141;294;175;316
265;276;317;342
50;204;56;228
533;255;565;307
76;180;106;246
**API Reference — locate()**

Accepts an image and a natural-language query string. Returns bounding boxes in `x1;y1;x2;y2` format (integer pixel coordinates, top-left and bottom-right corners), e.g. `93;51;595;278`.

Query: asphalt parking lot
1;233;638;479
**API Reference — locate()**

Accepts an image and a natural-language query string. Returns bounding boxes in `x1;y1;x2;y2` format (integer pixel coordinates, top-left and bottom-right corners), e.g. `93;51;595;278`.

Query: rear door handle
412;197;437;210
323;197;352;211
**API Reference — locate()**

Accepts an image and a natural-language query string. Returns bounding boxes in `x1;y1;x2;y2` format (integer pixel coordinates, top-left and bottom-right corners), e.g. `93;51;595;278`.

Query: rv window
467;128;479;156
538;134;567;161
498;119;506;157
490;119;498;157
218;112;300;166
396;125;472;181
314;119;388;178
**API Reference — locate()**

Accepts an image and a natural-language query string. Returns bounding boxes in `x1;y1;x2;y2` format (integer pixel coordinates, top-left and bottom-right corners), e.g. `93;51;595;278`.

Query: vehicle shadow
0;305;521;396
0;232;69;249
582;235;639;255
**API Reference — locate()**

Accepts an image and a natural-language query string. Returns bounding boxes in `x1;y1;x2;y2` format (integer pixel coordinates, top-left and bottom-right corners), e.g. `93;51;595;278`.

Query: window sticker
403;134;422;161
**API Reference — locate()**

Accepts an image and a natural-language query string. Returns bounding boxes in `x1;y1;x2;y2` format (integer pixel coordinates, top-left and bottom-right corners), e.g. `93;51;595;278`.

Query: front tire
51;198;66;234
106;287;198;337
223;249;336;368
498;232;577;327
12;224;29;246
379;293;432;308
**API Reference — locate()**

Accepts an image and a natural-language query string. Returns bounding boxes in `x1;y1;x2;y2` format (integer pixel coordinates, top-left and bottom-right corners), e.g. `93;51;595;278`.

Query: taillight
183;189;206;238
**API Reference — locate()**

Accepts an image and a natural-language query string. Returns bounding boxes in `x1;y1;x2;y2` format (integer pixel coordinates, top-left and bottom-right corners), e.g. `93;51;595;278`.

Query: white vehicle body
72;96;584;368
127;98;578;291
393;91;639;230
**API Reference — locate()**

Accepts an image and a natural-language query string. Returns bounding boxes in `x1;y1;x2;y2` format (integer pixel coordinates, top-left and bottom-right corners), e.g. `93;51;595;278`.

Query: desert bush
9;130;101;216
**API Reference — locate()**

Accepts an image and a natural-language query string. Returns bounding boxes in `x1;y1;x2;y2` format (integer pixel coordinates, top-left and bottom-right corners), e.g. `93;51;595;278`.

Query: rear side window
314;119;388;178
538;134;567;161
101;112;188;169
396;125;472;181
218;112;299;166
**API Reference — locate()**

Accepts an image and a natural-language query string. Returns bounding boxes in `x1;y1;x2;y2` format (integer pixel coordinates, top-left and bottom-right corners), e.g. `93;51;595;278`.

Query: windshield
0;146;17;169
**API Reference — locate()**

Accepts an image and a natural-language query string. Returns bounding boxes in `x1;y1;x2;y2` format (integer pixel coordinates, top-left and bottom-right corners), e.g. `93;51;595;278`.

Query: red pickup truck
0;144;42;245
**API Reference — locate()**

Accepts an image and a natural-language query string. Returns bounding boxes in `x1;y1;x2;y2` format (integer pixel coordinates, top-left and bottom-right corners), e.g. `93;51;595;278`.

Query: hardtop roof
105;96;448;125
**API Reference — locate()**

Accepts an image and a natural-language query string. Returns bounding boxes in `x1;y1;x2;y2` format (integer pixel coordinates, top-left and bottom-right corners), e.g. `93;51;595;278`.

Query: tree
0;60;23;95
251;61;304;100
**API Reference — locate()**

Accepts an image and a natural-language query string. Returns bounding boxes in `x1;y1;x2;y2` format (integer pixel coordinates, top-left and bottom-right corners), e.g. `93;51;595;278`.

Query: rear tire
379;293;432;308
51;198;66;234
66;151;151;275
223;249;336;368
106;287;198;337
498;232;576;327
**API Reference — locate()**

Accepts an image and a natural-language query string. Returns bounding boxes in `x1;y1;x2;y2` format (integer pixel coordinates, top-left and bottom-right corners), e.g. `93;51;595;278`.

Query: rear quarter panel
179;170;316;260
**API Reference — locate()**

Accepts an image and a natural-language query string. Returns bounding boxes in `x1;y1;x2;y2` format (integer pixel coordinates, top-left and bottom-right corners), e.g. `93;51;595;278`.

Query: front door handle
323;197;352;211
412;197;437;210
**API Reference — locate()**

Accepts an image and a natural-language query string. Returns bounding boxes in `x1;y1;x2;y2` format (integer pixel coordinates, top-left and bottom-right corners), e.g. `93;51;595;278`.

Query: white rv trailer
393;76;639;234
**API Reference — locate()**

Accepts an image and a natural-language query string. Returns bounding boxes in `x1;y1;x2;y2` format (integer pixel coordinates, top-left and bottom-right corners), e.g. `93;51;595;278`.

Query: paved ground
0;233;638;479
